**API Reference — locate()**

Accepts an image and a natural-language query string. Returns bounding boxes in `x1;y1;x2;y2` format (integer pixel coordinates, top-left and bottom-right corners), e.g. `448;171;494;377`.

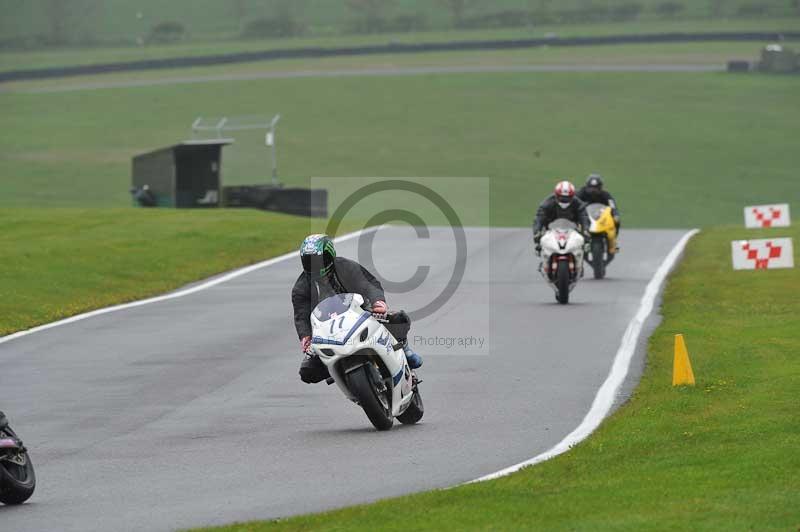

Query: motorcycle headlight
320;348;335;358
359;327;369;342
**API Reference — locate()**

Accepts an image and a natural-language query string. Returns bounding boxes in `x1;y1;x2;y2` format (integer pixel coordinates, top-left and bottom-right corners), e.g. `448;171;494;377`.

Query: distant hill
1;0;798;49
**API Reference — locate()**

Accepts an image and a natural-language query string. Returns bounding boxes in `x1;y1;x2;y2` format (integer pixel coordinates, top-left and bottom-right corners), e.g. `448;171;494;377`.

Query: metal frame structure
191;114;282;186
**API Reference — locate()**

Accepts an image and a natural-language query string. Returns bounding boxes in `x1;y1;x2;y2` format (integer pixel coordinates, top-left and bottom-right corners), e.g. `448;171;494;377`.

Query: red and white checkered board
731;238;794;270
744;203;791;228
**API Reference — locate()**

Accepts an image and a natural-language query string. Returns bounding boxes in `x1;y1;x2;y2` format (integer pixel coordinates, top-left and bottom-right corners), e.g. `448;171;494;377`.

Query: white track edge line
0;227;378;347
468;228;700;483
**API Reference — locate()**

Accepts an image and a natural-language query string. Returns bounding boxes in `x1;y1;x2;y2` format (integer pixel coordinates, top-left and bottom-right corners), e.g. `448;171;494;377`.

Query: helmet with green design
300;234;336;279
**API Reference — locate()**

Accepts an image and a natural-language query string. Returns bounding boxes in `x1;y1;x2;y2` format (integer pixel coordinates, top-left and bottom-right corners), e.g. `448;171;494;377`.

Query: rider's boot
403;342;423;369
299;354;330;384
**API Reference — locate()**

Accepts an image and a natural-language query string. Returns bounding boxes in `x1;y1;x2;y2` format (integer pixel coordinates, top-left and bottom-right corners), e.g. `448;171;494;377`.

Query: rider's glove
371;300;388;318
533;231;542;245
300;336;312;354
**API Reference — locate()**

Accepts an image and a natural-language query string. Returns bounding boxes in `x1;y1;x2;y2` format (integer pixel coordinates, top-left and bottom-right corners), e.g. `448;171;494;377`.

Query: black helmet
300;234;336;279
585;173;604;189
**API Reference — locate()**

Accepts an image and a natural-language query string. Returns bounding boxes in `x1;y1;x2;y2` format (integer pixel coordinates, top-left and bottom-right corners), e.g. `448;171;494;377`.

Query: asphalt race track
0;226;686;531
14;64;722;94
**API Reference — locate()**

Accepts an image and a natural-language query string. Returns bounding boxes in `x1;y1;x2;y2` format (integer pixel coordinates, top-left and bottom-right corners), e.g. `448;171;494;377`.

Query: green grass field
0;208;353;336
3;66;798;228
2;17;798;72
2;40;798;339
189;224;800;531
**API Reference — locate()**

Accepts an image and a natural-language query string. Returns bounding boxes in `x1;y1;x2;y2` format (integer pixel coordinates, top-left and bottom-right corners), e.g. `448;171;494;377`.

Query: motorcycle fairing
311;311;371;346
310;293;415;417
586;202;617;252
539;221;585;290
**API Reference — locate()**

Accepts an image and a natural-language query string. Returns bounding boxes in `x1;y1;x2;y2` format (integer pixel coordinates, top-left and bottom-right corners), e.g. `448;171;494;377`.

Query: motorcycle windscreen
549;219;578;231
313;293;356;321
585;202;607;221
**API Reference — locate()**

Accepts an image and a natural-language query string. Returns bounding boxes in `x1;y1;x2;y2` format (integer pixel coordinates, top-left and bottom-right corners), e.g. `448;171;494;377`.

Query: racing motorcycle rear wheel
591;236;606;280
556;260;570;304
348;363;394;431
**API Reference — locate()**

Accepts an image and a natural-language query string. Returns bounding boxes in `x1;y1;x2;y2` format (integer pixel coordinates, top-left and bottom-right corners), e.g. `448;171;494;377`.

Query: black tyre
0;438;36;505
396;387;424;425
348;364;393;431
591;236;606;280
556;260;570;304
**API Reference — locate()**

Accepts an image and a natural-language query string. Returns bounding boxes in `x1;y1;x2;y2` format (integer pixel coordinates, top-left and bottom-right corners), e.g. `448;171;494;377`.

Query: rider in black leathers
532;180;591;253
291;257;385;342
291;234;422;384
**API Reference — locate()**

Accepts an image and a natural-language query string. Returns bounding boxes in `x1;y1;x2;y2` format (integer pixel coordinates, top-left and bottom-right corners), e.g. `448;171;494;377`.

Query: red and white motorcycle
537;219;585;304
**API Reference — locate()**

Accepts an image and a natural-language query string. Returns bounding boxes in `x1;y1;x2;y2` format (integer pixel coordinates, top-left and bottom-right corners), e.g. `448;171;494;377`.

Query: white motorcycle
538;219;585;304
309;293;423;431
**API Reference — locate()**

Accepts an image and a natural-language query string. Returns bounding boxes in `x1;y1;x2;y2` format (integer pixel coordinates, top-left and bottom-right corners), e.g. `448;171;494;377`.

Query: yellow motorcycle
585;203;618;279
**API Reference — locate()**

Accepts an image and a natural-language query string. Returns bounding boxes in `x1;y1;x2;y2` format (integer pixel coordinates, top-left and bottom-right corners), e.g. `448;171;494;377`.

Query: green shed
131;139;233;207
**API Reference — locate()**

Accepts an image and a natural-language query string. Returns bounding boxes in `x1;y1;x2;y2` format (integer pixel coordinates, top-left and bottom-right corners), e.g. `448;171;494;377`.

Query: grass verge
189;224;800;531
2;70;799;228
0;208;354;336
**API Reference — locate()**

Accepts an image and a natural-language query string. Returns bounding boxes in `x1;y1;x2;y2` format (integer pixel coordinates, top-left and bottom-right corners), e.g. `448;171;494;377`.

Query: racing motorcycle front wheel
0;429;36;505
556;260;570;304
348;363;394;431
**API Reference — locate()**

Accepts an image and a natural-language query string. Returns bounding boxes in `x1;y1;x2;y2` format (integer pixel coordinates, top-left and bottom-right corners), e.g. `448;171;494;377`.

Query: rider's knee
299;368;316;383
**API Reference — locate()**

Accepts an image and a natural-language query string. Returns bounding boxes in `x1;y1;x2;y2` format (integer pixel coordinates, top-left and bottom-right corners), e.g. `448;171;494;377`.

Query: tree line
2;0;799;49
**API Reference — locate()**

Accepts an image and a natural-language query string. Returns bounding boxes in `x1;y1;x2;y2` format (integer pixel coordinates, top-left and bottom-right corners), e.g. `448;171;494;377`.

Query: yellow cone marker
672;334;695;386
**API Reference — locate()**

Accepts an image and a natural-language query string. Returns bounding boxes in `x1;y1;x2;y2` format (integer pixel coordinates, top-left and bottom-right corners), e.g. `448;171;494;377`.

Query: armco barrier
2;31;799;83
222;185;328;218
